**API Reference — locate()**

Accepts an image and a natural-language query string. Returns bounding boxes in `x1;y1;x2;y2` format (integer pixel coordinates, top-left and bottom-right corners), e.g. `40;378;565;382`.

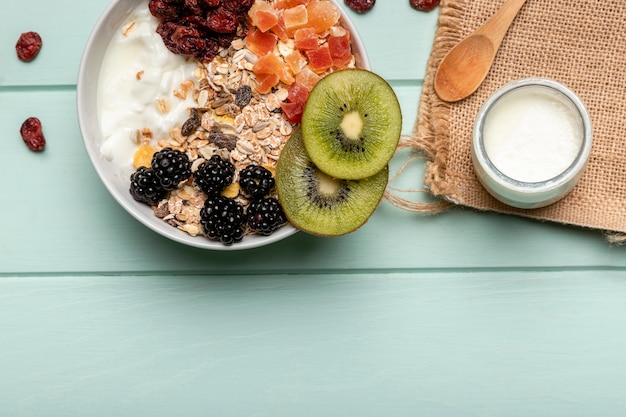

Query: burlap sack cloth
398;0;626;241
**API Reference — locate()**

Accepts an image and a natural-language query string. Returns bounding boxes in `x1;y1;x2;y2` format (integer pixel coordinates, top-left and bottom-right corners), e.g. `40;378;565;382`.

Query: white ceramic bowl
77;0;370;250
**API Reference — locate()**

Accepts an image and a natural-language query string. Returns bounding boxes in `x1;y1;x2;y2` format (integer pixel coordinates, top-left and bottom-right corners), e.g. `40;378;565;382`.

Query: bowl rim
77;0;370;250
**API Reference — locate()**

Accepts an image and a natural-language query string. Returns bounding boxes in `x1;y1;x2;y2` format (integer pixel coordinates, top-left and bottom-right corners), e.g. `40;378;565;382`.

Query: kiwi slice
276;127;388;236
301;68;402;180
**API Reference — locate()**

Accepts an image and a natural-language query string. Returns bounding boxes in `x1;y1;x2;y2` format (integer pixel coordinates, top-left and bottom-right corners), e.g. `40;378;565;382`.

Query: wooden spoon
433;0;528;102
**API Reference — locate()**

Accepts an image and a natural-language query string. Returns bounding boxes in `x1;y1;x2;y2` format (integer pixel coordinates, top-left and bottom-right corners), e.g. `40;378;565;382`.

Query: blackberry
194;154;235;195
247;197;286;236
151;147;192;190
129;167;168;205
239;164;275;200
200;195;245;245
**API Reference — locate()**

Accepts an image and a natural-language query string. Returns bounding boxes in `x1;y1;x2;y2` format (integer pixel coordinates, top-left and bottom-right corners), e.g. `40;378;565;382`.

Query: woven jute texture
412;0;626;237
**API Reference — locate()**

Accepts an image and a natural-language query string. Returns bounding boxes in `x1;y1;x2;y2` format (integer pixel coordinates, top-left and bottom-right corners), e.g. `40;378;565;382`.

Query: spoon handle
476;0;528;47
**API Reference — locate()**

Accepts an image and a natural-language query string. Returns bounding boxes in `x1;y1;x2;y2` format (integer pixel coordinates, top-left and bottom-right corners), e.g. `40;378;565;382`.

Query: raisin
409;0;440;12
20;117;46;151
344;0;375;13
234;85;253;108
208;127;238;151
203;0;221;6
181;108;201;136
15;32;42;62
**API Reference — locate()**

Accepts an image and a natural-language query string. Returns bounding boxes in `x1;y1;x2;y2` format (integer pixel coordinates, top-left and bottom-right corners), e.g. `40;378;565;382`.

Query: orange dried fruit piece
281;100;306;124
328;28;353;68
305;44;333;73
281;82;310;124
246;28;278;57
283;5;308;30
253;52;295;85
133;144;156;169
255;73;280;94
247;1;267;27
294;27;319;50
274;0;310;9
255;7;279;32
285;49;307;74
295;66;322;90
270;13;290;41
307;0;341;33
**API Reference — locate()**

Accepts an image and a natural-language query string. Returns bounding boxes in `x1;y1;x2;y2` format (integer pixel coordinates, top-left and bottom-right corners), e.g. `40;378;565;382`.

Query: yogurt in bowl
77;0;370;250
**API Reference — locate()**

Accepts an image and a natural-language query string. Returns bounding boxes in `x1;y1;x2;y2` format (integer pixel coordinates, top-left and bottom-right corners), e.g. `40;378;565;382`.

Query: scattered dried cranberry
344;0;376;13
15;32;42;62
20;117;46;151
409;0;440;12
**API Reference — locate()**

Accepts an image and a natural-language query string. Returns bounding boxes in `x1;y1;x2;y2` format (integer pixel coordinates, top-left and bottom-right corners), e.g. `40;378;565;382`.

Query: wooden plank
0;0;109;87
1;271;626;416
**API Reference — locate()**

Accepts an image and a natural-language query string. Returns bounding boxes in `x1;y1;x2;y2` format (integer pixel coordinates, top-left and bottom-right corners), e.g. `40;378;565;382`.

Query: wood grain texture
2;272;626;417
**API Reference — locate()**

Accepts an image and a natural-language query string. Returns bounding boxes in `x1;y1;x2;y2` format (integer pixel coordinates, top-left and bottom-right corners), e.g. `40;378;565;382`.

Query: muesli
118;0;357;244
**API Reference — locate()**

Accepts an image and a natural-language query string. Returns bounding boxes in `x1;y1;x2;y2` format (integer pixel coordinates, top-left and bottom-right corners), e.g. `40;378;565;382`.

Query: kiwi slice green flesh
277;127;388;237
301;69;402;180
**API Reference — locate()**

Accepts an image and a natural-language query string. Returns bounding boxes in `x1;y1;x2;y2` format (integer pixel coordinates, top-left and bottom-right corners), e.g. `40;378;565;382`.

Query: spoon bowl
434;0;528;102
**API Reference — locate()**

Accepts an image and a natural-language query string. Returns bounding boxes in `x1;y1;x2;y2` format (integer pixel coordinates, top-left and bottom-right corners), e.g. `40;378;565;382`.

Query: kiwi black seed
301;68;402;180
276;127;388;237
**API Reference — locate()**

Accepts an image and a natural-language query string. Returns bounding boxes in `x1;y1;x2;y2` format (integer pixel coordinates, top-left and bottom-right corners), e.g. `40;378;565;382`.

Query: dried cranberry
409;0;440;12
184;0;205;15
179;15;211;31
156;22;181;54
15;32;42;62
344;0;376;13
149;0;182;21
172;27;208;56
206;7;239;34
199;39;221;62
20;117;46;151
215;32;237;48
221;0;254;13
152;0;253;62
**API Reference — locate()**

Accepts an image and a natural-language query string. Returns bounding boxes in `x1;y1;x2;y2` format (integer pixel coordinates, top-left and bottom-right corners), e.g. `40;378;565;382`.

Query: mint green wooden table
2;1;626;416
